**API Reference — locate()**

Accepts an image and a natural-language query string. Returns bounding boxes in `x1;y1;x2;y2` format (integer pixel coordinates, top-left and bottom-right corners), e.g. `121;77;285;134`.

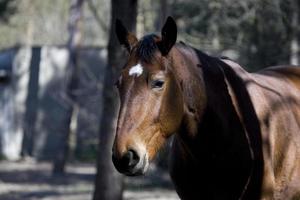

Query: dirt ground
0;161;179;200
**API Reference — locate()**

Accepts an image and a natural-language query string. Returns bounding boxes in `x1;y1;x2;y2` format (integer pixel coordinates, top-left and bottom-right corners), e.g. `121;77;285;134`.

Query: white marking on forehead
129;63;143;77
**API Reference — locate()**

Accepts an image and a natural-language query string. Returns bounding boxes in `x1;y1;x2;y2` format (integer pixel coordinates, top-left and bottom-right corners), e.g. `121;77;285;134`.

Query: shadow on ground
0;161;179;200
0;169;93;185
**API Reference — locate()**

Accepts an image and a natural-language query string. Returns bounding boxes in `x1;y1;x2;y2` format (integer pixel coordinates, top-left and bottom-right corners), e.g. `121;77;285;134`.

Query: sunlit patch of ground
0;161;179;200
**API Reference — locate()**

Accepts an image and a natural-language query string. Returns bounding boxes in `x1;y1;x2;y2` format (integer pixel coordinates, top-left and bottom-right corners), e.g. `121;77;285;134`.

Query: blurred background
0;0;299;200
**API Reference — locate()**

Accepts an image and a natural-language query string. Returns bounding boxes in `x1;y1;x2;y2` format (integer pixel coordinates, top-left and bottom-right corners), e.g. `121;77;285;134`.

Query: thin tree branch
87;0;108;32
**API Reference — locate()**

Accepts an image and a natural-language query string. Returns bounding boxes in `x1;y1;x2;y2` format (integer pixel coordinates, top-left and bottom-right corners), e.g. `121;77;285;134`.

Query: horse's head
112;17;184;176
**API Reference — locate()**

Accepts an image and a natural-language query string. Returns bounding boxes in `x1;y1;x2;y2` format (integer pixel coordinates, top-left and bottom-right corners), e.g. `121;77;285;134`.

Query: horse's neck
172;50;262;199
173;48;249;160
171;45;207;137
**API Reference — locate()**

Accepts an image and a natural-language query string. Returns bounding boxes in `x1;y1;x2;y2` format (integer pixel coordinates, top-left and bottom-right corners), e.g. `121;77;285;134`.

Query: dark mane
194;48;263;199
136;34;159;63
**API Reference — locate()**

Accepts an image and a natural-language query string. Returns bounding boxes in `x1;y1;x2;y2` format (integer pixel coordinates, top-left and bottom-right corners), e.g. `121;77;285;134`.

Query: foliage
171;0;299;70
0;0;17;22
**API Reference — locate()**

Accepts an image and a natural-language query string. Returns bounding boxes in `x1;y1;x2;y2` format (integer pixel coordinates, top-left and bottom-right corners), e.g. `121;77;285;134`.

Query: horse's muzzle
112;149;148;176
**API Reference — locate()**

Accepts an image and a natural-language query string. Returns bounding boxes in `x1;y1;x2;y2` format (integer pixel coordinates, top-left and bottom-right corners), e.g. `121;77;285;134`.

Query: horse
111;16;300;200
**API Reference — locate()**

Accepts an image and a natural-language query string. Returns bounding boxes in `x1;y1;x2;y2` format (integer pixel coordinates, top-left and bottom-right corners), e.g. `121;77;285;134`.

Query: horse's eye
151;79;165;89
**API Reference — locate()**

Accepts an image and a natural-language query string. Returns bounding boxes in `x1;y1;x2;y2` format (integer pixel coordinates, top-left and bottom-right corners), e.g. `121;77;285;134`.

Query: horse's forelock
136;34;160;63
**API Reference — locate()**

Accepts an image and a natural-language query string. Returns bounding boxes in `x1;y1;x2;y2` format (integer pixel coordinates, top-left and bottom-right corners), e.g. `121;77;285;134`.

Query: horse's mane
193;48;263;199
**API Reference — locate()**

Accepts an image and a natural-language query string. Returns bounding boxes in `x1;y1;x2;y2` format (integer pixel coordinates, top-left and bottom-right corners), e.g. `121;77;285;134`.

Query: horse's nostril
124;149;140;168
112;149;141;174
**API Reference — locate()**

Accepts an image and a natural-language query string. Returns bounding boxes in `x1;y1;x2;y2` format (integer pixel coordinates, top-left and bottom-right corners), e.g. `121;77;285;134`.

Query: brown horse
112;17;300;200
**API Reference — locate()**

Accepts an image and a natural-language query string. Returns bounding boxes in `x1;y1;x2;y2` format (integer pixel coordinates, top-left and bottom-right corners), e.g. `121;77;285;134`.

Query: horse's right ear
115;19;138;52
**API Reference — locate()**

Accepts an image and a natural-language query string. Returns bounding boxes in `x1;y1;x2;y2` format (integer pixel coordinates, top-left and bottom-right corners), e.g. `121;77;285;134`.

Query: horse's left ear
115;19;138;52
158;16;177;56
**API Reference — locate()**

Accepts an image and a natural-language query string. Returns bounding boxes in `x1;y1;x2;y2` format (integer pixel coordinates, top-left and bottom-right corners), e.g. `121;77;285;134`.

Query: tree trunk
155;0;169;31
93;0;138;200
298;0;300;64
52;0;84;174
243;0;292;70
290;0;299;65
21;47;41;157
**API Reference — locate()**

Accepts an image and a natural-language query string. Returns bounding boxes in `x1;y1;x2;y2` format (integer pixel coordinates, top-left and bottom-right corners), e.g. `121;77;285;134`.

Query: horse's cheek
161;79;184;136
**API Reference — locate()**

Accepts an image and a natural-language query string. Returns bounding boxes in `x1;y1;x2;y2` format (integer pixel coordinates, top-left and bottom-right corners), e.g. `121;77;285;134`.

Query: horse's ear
115;19;138;52
158;16;177;56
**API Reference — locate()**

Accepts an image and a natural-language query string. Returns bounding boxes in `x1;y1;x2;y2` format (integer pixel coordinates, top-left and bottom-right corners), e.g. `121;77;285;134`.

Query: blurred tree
296;0;300;64
86;0;108;33
0;0;17;22
171;0;296;70
240;0;292;70
0;0;110;49
21;47;41;158
287;0;300;65
52;0;85;174
93;0;138;200
155;0;170;30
